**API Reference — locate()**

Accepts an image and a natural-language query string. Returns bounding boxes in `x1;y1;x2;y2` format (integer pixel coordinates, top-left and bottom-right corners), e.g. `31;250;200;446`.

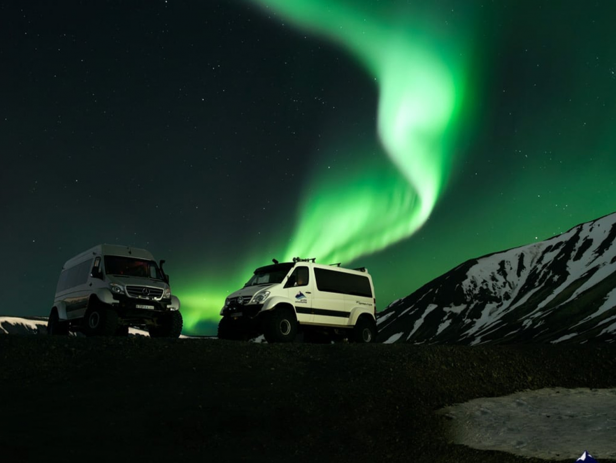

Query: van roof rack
354;267;367;272
329;263;341;267
293;257;316;263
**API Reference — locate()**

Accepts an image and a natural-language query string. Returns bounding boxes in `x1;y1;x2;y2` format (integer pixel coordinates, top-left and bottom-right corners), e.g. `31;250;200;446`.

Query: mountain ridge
377;212;616;344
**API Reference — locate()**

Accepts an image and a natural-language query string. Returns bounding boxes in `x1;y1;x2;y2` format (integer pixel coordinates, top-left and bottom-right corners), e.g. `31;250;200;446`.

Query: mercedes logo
141;288;151;297
237;296;244;305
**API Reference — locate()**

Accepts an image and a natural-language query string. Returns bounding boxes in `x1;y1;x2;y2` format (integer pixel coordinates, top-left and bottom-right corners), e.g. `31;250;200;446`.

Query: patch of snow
550;333;578;343
462;302;501;338
599;318;616;336
406;304;437;341
572;287;616;329
376;311;395;325
382;332;404;344
439;387;616;460
398;304;416;317
442;304;466;315
436;318;452;336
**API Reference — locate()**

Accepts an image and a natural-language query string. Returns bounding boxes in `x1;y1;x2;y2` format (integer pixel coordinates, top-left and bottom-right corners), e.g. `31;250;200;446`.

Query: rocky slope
377;212;616;344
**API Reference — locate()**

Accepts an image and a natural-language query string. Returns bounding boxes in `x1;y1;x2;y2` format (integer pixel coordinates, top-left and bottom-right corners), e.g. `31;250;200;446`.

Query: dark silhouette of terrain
2;335;616;463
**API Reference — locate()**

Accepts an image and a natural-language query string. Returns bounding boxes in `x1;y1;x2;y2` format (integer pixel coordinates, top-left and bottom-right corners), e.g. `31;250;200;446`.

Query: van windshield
244;263;294;287
104;256;164;280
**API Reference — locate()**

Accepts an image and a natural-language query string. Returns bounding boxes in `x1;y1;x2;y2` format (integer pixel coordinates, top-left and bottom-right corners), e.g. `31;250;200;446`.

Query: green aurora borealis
181;0;472;330
4;1;616;333
273;0;467;264
177;1;616;333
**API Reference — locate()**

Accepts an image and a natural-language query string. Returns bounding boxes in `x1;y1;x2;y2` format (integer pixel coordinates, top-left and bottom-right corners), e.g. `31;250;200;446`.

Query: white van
218;258;377;343
48;244;182;337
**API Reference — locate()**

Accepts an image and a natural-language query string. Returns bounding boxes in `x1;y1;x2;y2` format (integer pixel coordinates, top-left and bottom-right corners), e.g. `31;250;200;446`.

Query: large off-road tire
83;303;119;337
262;308;297;343
217;316;245;340
148;311;183;338
351;316;377;343
47;309;69;336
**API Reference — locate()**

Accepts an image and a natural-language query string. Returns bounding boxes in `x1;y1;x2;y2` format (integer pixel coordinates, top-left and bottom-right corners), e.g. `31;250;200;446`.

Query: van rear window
314;268;372;297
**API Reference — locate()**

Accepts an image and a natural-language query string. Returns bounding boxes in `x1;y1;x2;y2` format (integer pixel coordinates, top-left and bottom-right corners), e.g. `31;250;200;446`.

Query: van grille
126;285;164;300
228;296;250;306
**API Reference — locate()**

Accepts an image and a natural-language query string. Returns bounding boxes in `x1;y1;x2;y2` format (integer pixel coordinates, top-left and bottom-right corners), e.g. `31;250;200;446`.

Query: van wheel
148;311;183;338
47;310;69;336
84;304;119;336
263;308;297;343
351;316;377;343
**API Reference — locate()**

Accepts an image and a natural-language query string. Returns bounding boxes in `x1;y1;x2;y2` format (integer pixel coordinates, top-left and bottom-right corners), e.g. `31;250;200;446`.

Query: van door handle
305;292;311;294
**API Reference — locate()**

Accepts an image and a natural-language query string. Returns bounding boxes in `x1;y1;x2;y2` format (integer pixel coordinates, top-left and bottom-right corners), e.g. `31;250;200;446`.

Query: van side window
57;259;92;292
284;267;309;288
314;268;372;297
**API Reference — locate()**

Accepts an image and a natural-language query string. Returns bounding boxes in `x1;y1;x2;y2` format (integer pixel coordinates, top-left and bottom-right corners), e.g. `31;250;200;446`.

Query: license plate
136;304;155;309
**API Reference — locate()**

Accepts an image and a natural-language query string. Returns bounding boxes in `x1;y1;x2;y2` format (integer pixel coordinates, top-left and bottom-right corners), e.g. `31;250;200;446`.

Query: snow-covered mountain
377;212;616;345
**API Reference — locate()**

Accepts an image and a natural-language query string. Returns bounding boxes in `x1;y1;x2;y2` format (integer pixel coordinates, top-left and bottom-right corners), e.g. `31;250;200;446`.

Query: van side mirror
91;267;103;280
159;259;169;283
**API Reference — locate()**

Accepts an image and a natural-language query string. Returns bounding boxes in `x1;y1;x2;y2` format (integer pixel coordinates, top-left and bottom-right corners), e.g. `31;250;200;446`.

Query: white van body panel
348;306;371;326
261;295;292;312
95;287;116;306
54;301;68;320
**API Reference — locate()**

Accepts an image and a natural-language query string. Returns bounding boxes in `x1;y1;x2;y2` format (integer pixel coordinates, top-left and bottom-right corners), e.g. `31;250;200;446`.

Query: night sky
3;0;615;335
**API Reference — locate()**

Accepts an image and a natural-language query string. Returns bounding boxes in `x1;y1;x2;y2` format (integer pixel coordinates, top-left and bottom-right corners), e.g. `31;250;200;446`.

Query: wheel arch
259;301;297;321
93;288;115;305
52;302;68;321
349;307;376;326
261;297;296;315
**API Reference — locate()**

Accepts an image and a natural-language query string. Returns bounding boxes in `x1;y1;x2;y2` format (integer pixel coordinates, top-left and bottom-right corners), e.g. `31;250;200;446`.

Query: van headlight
163;287;171;298
110;283;125;295
251;291;270;304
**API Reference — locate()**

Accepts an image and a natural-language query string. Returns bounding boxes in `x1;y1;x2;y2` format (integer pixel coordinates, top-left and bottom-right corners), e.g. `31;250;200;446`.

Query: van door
284;266;313;324
65;258;94;319
311;268;350;327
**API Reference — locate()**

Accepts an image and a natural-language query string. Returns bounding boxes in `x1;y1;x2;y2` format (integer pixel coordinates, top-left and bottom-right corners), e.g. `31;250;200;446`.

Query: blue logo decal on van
295;291;307;301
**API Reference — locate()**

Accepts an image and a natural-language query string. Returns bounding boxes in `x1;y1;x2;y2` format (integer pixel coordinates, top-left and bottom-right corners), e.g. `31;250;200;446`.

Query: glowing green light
178;290;229;331
246;0;465;263
180;1;469;332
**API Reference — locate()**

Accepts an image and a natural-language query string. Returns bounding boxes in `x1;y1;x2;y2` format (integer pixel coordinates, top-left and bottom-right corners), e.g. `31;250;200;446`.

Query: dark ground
1;336;616;463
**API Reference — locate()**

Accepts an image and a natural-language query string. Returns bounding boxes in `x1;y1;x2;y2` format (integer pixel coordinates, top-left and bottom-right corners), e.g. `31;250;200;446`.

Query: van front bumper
221;303;263;319
111;294;177;316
